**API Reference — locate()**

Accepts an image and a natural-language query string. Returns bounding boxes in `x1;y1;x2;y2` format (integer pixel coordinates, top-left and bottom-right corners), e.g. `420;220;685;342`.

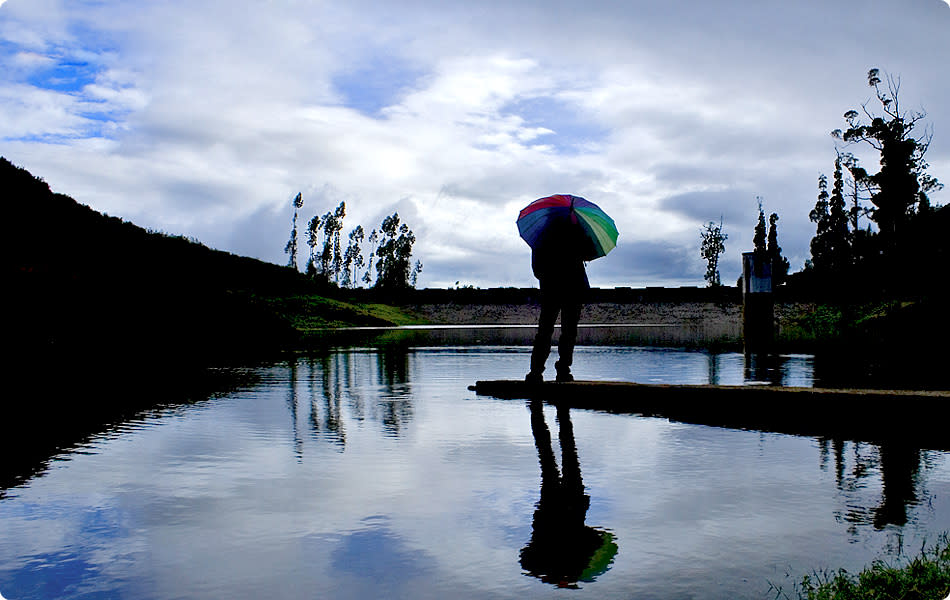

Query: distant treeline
285;195;422;291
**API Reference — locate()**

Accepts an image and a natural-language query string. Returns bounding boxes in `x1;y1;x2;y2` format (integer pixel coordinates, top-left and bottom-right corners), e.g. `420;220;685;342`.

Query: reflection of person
520;401;616;587
525;219;590;383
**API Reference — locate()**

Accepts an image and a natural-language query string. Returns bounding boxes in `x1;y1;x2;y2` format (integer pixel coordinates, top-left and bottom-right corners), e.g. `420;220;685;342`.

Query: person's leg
555;300;582;381
528;297;559;381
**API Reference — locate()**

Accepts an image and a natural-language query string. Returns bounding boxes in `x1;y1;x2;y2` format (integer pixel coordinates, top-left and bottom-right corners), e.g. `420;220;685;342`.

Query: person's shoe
554;361;573;382
525;372;543;384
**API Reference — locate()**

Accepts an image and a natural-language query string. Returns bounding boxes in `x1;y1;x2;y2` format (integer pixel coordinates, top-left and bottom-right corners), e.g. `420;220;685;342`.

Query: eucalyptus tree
410;260;423;288
306;213;321;277
342;225;365;288
700;218;727;287
374;212;419;290
317;201;346;284
284;192;304;270
362;229;378;287
329;201;346;284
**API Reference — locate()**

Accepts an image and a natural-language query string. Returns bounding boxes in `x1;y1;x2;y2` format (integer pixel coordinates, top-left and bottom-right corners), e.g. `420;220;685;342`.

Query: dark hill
4;156;344;489
5;156;311;369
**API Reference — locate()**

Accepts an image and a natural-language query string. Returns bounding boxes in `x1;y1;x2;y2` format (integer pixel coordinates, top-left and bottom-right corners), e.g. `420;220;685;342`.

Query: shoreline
295;300;819;352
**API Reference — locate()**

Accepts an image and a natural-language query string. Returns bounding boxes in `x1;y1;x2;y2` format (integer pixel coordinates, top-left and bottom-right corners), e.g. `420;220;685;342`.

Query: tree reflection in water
744;352;786;385
285;348;416;455
310;353;347;449
520;400;617;588
819;437;936;536
281;348;939;557
374;347;414;437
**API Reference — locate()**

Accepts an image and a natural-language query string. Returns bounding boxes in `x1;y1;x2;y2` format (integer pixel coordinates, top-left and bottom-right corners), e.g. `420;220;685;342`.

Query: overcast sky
2;0;948;289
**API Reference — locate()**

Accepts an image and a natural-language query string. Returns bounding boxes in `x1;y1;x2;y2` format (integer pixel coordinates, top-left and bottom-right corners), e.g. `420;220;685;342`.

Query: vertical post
742;251;773;353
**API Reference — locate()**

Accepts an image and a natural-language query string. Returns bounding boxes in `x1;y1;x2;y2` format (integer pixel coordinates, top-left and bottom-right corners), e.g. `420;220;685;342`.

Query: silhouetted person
520;401;616;587
526;219;591;383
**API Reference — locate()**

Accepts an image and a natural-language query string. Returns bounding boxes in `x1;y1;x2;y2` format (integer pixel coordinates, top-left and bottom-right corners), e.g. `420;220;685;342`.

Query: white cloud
1;0;948;288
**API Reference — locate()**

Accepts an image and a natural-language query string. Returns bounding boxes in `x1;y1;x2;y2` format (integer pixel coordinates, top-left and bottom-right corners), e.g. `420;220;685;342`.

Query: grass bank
780;300;915;346
775;536;950;600
779;297;949;351
254;293;428;330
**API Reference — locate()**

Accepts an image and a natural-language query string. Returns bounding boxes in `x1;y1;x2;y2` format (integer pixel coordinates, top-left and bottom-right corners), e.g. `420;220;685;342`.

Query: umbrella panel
517;195;617;261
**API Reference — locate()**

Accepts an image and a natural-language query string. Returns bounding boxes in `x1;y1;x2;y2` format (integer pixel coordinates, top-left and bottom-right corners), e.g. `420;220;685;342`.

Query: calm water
3;346;950;599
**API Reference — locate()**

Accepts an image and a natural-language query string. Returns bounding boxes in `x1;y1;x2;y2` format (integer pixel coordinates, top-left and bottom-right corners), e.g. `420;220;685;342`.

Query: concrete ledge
471;380;950;449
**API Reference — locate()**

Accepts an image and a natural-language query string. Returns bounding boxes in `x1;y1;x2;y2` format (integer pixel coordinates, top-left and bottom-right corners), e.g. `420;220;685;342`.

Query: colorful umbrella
517;194;618;261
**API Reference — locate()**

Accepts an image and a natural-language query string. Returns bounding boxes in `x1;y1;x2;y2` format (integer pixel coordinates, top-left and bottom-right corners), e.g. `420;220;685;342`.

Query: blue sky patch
0;18;128;143
332;54;426;117
26;58;98;93
502;96;609;154
7;14;117;94
330;520;433;582
0;502;126;599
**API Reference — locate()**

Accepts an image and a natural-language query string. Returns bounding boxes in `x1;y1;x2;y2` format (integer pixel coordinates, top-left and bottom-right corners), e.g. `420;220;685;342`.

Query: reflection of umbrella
517;194;618;261
521;525;618;588
578;531;619;582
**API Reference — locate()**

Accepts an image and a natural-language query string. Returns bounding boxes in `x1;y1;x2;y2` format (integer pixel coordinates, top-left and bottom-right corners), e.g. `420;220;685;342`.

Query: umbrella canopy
517;194;618;261
578;531;619;582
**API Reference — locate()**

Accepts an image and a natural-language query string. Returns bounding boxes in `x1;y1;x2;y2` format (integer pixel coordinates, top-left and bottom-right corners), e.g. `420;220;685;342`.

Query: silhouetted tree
342;225;365;288
767;212;790;285
753;198;790;285
808;174;831;273
362;228;378;287
374;212;419;290
284;192;304;270
837;152;872;234
305;213;321;278
753;198;767;261
700;218;727;287
310;209;331;281
331;202;346;283
318;201;346;284
827;156;852;271
809;153;877;285
410;259;423;288
832;69;942;245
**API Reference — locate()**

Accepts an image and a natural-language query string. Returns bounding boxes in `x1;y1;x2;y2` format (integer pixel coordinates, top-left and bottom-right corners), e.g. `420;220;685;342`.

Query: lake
2;342;949;599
